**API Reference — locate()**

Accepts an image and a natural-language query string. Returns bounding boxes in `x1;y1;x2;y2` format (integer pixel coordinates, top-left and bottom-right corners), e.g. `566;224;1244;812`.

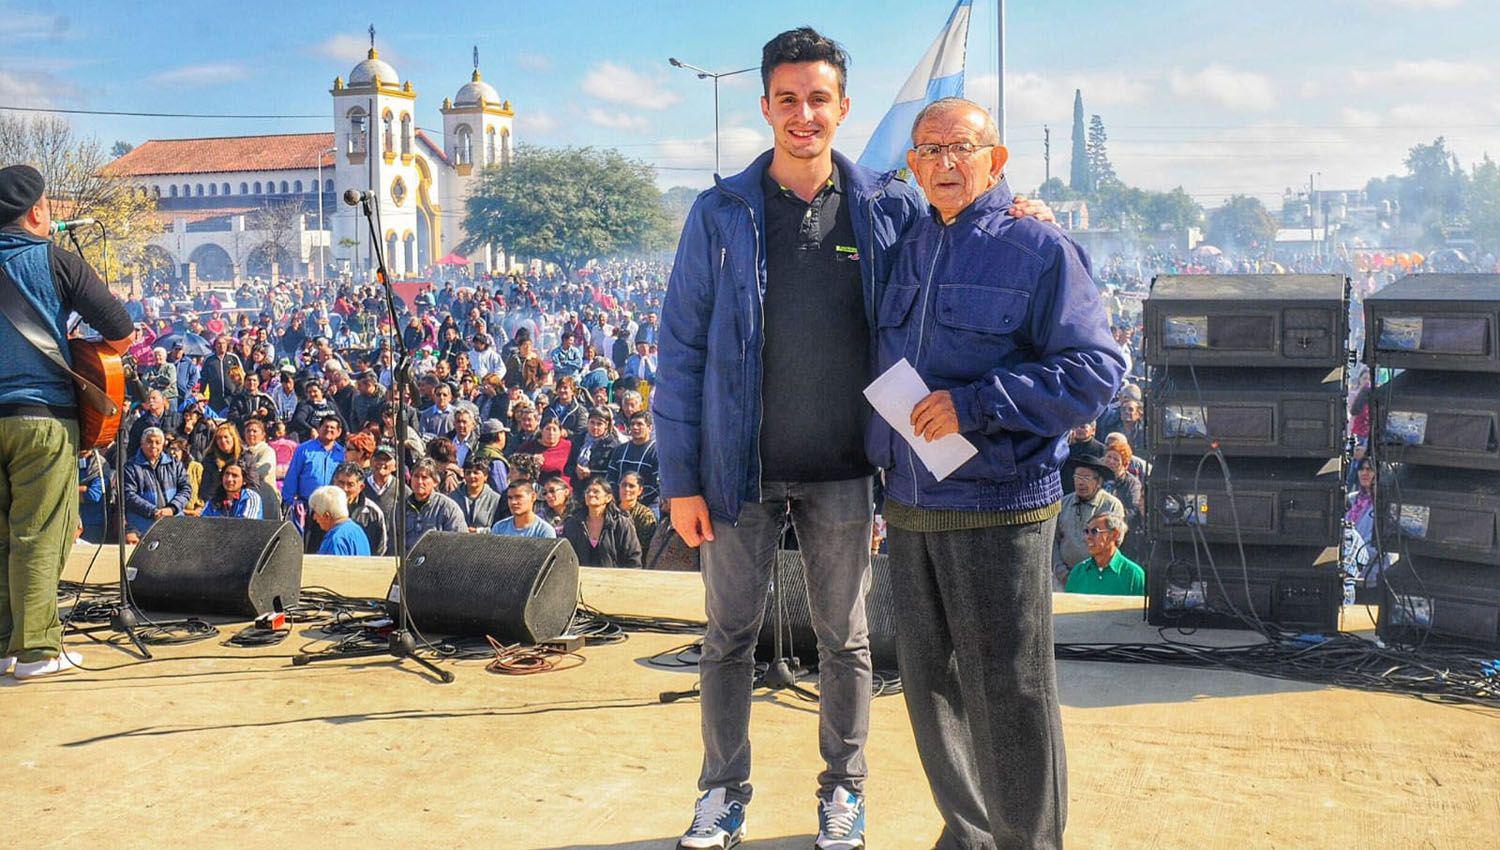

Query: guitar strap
0;264;119;416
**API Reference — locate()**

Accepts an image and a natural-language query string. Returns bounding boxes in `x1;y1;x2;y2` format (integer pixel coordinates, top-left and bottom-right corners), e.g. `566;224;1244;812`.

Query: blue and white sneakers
678;788;747;850
815;786;866;850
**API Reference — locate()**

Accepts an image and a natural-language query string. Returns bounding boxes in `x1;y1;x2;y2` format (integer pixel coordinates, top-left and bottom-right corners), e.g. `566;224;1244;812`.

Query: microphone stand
661;508;816;703
293;192;451;683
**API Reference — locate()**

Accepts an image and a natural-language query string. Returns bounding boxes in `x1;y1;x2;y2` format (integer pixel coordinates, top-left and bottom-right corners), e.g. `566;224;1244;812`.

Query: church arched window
280;180;289;193
347;108;367;155
325;179;334;192
400;113;412;155
222;182;230;195
294;179;303;193
253;181;262;194
195;184;204;196
239;182;248;195
501;128;512;167
154;186;162;199
170;185;178;198
485;127;497;165
454;125;473;166
208;183;217;196
382;110;394;153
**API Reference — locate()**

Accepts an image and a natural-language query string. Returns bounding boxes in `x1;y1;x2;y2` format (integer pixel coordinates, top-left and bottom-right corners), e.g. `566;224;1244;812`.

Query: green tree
1086;114;1117;190
110;140;134;158
1469;154;1500;254
1142;187;1204;233
1207;195;1278;254
461;145;671;276
0;114;162;284
1036;177;1083;204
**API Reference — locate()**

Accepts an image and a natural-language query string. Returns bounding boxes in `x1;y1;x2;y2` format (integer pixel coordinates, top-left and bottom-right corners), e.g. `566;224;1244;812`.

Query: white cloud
1169;65;1277;112
515;52;553;73
651;126;770;179
312;32;406;67
147;63;247;88
974;70;1150;126
1368;0;1464;8
585;107;649;131
520;110;558;135
0;13;71;40
1349;59;1491;90
0;70;72;106
581;61;681;110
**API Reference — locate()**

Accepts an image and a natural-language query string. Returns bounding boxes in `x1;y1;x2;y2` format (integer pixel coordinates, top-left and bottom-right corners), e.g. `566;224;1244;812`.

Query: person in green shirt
1065;514;1145;596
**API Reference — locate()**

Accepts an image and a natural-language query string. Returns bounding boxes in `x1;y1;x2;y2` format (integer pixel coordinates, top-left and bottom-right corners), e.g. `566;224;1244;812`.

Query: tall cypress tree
1069;89;1089;192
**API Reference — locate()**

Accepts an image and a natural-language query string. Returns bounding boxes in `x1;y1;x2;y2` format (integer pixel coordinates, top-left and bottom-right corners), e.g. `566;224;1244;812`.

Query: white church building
105;37;514;283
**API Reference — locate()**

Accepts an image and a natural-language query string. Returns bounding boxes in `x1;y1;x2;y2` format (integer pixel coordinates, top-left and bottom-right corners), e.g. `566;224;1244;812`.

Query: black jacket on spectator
289;399;345;442
561;507;643;569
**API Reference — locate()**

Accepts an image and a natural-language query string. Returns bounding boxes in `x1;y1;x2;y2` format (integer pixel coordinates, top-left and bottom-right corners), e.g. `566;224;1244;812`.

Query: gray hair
1095;513;1129;541
910;97;1001;146
141;427;165;441
308;485;349;520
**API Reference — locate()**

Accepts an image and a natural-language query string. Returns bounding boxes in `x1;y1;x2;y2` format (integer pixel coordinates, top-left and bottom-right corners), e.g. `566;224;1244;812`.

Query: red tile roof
104;133;336;177
415;128;451;166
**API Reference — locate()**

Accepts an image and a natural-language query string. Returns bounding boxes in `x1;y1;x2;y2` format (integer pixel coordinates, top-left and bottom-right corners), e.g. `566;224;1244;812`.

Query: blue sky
3;0;1497;207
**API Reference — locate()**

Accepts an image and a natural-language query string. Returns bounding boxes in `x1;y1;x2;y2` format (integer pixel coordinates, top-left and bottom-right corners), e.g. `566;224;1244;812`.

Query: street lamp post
668;58;757;175
314;146;335;283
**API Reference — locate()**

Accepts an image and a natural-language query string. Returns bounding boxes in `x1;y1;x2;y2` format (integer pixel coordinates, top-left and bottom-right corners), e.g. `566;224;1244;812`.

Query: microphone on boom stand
292;186;452;684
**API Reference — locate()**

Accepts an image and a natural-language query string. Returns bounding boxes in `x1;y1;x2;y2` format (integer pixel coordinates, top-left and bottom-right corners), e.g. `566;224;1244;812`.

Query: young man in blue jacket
656;28;1046;850
871;97;1126;850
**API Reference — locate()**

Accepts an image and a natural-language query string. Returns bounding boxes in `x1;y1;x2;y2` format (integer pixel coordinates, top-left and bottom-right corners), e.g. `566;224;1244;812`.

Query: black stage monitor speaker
1378;558;1500;649
1373;369;1500;471
1148;367;1345;458
1146;542;1341;632
1147;457;1343;546
1382;466;1500;567
127;517;302;618
389;532;579;643
1144;274;1348;368
1365;274;1500;373
756;550;899;671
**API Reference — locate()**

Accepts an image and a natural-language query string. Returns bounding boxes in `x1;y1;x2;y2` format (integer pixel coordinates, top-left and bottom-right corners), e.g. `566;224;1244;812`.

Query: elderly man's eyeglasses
912;142;995;161
1084;526;1112;537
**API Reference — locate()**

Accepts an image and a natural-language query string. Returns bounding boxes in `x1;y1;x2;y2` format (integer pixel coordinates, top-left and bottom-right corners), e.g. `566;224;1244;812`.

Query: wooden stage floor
2;546;1496;849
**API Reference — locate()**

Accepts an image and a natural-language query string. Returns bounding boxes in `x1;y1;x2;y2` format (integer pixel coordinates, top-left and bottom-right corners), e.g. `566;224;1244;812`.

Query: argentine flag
857;0;972;174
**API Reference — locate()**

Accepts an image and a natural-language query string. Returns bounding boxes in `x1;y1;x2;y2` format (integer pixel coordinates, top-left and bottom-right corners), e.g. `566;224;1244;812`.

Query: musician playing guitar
0;164;133;680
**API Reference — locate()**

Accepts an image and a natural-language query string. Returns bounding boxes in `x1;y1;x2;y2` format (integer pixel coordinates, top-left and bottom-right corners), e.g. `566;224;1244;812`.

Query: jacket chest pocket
926;285;1030;378
877;283;920;329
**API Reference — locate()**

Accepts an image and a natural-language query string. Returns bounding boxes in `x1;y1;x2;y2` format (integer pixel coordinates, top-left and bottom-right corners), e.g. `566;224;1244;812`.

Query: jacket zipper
908;229;946;504
719;188;765;511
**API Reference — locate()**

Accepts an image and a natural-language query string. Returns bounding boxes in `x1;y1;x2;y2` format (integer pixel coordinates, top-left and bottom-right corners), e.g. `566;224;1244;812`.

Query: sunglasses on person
1084;526;1113;537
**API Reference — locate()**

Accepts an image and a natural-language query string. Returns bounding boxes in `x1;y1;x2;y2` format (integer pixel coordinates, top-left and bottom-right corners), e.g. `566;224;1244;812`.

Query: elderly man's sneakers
816;786;866;850
678;788;746;850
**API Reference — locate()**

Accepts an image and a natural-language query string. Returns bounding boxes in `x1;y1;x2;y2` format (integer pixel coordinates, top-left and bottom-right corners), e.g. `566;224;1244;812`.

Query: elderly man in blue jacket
656;28;1050;850
870;97;1125;850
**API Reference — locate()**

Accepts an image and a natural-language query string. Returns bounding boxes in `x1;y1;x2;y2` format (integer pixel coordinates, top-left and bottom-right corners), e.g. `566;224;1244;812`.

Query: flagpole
996;0;1006;145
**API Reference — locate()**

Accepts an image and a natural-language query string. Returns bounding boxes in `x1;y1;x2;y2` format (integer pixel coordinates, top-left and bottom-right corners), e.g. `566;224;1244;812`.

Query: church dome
454;69;500;106
349;48;399;86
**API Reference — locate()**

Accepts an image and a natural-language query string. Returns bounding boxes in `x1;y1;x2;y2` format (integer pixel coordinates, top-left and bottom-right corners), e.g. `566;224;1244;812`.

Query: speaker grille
398;532;579;643
755;550;898;671
127;517;302;618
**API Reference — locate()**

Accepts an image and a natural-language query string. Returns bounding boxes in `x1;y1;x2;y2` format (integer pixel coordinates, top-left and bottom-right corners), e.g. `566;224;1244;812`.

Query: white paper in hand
863;358;978;482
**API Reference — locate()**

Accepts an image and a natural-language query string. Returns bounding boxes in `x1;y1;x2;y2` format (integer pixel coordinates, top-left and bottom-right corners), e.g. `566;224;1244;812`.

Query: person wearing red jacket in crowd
519;413;574;488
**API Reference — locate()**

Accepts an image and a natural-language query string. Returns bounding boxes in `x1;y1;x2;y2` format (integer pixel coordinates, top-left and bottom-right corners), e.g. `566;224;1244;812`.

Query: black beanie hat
0;164;44;225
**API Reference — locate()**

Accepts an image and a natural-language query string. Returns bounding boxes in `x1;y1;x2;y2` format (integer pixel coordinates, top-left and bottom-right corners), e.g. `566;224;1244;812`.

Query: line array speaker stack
1144;274;1348;631
1367;274;1500;649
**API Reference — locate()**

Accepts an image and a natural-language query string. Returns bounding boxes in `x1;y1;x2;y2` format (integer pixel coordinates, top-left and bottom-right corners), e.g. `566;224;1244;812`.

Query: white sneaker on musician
678;787;746;850
13;650;83;681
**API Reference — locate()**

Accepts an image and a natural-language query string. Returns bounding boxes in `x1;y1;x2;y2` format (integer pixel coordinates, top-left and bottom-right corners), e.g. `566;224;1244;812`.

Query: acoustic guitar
68;337;126;451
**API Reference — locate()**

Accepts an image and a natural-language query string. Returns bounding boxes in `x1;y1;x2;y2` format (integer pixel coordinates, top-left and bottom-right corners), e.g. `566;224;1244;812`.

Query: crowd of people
81;259;673;569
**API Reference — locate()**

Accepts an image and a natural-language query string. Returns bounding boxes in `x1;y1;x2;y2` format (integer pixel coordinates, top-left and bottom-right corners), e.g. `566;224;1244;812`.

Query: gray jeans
889;518;1067;850
697;477;874;805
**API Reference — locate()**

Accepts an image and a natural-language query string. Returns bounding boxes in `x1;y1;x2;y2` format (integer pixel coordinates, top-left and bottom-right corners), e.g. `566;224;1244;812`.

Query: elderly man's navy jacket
869;178;1126;512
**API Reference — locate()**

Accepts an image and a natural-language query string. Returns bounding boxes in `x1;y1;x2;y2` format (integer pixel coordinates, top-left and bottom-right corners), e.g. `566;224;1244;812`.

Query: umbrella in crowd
152;332;213;357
